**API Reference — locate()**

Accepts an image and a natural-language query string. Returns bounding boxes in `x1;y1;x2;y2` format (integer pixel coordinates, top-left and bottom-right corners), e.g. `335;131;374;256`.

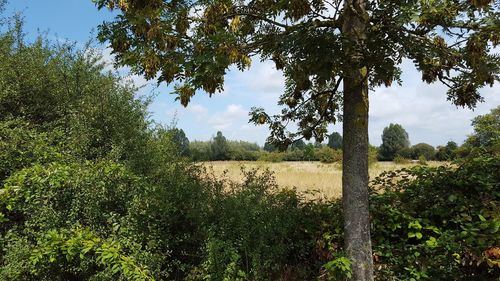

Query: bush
196;169;341;280
0;161;148;280
417;155;427;165
370;153;500;280
258;151;284;162
316;147;342;163
0;120;66;183
393;155;410;164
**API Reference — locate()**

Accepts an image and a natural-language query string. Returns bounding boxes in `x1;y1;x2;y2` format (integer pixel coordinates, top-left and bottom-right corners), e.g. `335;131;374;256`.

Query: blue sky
5;1;500;146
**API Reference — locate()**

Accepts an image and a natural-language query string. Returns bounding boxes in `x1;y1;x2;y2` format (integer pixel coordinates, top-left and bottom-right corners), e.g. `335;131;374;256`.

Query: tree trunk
341;0;374;280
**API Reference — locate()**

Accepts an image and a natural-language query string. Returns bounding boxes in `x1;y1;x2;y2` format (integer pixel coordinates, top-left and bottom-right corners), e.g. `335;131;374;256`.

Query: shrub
316;147;342;163
393;155;410;164
197;169;341;280
417;155;427;165
0;120;66;183
411;143;436;160
370;152;500;280
257;151;284;162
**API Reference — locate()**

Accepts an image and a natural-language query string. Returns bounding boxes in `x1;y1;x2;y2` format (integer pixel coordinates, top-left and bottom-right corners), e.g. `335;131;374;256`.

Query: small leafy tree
379;124;410;161
263;141;277;152
290;139;306;150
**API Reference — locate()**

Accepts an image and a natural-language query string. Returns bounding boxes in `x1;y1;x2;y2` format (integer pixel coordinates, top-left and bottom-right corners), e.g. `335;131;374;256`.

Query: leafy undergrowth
369;151;499;280
1;151;498;280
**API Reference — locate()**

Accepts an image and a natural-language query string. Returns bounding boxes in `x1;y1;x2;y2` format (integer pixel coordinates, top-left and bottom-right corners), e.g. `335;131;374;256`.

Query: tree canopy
379;123;410;160
328;132;343;150
94;0;499;145
211;131;230;160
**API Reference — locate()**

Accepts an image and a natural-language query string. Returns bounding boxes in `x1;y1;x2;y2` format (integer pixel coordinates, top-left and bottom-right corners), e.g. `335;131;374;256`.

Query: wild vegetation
0;2;499;281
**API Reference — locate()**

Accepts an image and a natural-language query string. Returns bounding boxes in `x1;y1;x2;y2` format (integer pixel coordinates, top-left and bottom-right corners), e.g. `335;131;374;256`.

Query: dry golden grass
203;161;443;198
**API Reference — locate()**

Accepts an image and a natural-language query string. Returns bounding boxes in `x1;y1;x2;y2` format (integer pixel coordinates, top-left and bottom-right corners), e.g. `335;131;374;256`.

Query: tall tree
94;1;499;279
211;131;230;160
168;128;190;156
328;132;343;150
379;123;410;160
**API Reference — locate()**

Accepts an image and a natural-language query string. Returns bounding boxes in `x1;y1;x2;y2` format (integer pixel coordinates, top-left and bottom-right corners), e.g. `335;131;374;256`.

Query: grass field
203;161;444;198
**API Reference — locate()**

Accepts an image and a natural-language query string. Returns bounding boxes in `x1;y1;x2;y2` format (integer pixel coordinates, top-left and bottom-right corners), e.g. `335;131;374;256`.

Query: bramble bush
369;151;500;280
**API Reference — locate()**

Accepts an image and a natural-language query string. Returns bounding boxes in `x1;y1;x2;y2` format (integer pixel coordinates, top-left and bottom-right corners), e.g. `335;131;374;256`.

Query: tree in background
436;141;458;161
411;143;435;160
211;131;230;160
263;141;277;152
379;124;410;161
466;106;500;148
189;140;212;161
94;0;500;278
303;143;316;161
168;128;190;157
328;132;343;150
290;139;306;150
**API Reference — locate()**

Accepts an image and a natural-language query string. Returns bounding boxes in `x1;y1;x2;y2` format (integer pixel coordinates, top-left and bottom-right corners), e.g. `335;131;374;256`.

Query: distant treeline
169;114;499;163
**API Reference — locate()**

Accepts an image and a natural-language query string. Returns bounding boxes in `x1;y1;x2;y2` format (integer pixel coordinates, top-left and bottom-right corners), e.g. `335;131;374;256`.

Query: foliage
228;140;260;161
379;124;410;161
322;252;353;281
168;128;190;157
0;21;151;168
316;147;342;164
95;0;499;145
328;132;343;150
211;131;230;161
195;169;341;280
368;145;379;166
263;141;277;152
258;151;284;163
435;141;458;161
411;143;436;160
189;141;212;161
0;161;149;280
465;106;500;150
417;155;427;165
0;120;66;183
393;155;410;164
370;152;500;280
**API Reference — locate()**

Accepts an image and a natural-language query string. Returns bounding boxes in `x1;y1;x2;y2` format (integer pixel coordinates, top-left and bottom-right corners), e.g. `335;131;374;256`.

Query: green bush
417;155;428;165
393;155;410;164
0;161;149;280
257;151;284;162
0;120;66;183
370;153;500;280
196;169;341;280
316;147;342;163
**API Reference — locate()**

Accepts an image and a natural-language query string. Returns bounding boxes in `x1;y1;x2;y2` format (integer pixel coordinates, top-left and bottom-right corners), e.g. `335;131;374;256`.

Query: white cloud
226;104;247;116
187;103;208;115
207;104;248;131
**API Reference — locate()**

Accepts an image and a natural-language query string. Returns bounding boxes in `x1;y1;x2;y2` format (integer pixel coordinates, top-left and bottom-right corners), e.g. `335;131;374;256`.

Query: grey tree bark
341;0;374;280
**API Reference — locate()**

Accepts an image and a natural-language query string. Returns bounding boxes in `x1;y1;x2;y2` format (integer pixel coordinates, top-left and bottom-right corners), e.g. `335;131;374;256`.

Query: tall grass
203;161;444;198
